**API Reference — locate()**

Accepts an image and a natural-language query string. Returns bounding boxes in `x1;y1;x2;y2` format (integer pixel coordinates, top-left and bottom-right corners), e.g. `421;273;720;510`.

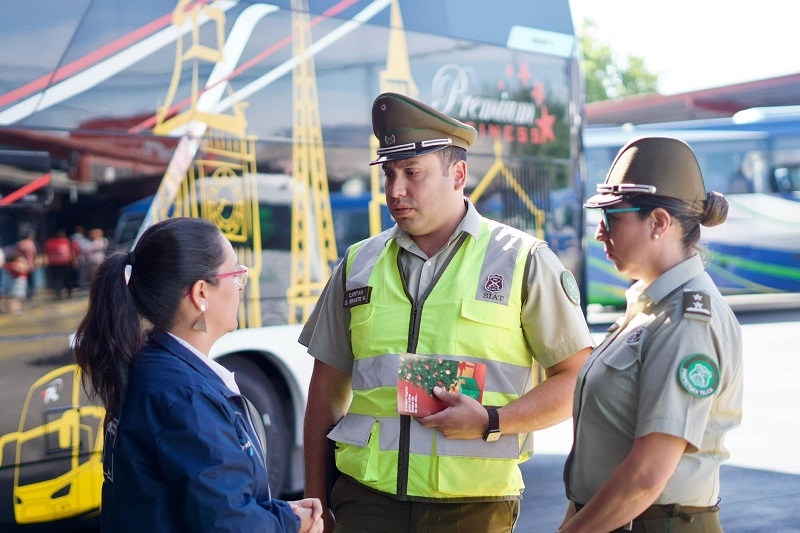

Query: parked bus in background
584;105;800;310
0;0;585;529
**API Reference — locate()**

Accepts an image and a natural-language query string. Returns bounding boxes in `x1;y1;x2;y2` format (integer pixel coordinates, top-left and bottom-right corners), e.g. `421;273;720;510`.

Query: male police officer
301;92;593;532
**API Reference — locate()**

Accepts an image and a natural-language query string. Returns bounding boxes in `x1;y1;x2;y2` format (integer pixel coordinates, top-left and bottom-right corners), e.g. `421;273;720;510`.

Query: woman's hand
289;498;324;533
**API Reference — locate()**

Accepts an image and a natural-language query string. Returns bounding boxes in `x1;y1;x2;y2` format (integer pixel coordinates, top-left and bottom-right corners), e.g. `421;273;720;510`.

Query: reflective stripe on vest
335;219;542;500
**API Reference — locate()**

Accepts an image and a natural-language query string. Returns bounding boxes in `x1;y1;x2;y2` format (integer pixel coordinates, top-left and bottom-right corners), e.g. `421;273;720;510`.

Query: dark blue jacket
101;331;300;532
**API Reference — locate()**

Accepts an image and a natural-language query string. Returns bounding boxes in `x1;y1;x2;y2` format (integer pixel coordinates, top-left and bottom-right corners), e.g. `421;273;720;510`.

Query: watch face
484;430;501;442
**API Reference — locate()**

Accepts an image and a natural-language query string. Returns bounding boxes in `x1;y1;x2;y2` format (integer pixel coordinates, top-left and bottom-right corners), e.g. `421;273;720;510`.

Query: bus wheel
220;355;292;497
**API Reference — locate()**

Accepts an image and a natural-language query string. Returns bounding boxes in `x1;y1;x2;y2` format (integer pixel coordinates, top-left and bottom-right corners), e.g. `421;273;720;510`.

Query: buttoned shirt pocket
602;346;639;371
456;299;529;367
598;345;641;408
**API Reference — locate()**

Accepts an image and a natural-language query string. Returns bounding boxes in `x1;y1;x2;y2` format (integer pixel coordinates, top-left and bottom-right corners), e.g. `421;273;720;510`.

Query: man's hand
415;386;490;439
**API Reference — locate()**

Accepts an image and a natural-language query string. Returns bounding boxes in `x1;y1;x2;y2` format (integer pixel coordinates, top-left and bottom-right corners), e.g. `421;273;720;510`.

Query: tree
579;19;659;103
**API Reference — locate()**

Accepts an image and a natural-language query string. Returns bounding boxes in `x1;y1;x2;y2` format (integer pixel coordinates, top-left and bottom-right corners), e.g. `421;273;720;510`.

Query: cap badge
677;354;719;398
384;134;396;146
485;274;503;293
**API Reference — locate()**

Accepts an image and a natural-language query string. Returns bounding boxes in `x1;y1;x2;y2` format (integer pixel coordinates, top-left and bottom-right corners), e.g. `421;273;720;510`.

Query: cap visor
583;193;625;209
369;144;448;166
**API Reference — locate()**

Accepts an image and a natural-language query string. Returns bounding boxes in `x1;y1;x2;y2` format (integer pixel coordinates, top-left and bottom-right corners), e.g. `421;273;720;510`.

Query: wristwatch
483;407;501;442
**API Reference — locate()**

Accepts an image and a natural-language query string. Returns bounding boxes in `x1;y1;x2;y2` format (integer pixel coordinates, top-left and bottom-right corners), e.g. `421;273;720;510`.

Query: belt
573;502;719;529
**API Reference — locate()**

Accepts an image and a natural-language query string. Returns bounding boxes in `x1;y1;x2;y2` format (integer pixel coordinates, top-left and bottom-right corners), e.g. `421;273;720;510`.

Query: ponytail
75;253;144;418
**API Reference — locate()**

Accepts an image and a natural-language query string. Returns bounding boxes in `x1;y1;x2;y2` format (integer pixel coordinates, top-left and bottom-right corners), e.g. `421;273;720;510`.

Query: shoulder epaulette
682;289;711;322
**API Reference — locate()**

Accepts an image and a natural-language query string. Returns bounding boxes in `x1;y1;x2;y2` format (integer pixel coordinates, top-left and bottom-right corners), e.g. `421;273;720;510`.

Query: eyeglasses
211;265;249;288
601;207;641;233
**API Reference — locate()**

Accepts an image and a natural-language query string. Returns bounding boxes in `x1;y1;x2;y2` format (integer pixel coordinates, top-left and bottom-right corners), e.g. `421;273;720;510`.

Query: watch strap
483;407;500;441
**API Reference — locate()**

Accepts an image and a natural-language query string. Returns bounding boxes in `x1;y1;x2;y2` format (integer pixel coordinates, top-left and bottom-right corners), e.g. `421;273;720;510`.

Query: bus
0;0;585;529
583;106;800;309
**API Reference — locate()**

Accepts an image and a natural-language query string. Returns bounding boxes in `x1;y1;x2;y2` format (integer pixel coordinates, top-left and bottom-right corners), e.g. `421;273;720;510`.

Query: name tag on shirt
344;286;372;308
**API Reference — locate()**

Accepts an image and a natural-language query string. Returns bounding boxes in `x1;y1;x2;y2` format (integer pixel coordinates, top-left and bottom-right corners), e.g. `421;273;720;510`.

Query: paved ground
518;455;800;532
517;308;800;532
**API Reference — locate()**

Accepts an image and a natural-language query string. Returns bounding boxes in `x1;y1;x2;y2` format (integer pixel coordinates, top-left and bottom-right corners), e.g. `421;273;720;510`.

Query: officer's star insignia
682;290;711;322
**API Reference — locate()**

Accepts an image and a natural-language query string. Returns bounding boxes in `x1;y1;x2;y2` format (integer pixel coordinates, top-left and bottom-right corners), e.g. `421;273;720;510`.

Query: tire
219;355;293;498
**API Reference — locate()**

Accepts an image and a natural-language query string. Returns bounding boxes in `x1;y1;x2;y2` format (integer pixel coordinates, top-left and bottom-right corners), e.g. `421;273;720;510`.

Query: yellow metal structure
468;140;546;240
286;0;339;324
153;0;263;328
368;0;418;235
0;365;104;524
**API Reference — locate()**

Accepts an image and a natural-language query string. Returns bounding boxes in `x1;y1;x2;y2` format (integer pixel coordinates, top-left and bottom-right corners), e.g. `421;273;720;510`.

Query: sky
568;0;800;95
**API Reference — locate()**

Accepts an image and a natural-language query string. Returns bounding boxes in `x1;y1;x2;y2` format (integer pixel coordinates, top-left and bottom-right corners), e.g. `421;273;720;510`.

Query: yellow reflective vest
328;219;542;501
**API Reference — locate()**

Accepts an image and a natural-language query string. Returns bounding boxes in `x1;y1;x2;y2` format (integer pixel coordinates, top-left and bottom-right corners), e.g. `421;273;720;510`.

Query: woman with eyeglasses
74;217;322;532
558;137;743;533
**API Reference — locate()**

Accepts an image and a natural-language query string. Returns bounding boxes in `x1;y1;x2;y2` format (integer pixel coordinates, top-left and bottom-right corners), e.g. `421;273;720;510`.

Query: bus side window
772;166;798;193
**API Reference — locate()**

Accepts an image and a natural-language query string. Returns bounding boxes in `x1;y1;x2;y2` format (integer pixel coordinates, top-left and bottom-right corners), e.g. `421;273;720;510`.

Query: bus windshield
583;107;800;309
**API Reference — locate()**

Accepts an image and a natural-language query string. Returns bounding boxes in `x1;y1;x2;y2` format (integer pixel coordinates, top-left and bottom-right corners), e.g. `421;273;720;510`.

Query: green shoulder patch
561;270;581;306
677;354;719;398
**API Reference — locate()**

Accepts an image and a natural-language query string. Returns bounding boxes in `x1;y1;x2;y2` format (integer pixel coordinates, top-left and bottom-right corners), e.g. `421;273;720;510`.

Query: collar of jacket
146;330;236;398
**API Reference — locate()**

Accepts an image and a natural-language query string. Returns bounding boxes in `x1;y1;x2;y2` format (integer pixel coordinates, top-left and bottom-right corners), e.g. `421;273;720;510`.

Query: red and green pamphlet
397;353;487;416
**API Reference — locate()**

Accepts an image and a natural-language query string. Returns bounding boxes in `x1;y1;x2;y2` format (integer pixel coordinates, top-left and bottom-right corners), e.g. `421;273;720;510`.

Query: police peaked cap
584;136;707;208
370;92;477;165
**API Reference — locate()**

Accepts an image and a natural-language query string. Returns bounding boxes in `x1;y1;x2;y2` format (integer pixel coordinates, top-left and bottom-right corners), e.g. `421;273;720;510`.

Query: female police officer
559;137;743;532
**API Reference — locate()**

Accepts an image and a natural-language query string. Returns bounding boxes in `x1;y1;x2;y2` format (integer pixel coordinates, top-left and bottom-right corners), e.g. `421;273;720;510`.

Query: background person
301;92;594;532
70;225;90;288
560;137;743;532
84;227;108;283
15;230;37;299
43;228;76;299
4;251;28;314
74;217;322;533
0;242;5;307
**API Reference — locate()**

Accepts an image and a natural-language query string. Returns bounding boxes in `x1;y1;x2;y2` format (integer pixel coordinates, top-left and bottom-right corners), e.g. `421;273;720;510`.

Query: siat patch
485;273;504;293
561;270;581;306
683;290;711;322
677;354;719;398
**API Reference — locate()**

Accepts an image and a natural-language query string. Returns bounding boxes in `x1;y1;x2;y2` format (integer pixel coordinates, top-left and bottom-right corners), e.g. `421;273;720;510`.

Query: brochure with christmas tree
397;353;487;416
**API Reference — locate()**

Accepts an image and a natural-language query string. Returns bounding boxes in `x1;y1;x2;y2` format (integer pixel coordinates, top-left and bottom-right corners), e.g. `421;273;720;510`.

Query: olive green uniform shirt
566;254;743;506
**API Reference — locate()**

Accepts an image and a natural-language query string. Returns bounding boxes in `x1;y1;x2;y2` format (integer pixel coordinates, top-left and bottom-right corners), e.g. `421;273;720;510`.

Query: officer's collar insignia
677;354;719;398
560;270;581;306
626;326;644;344
485;274;503;293
682;290;711;322
343;286;372;308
